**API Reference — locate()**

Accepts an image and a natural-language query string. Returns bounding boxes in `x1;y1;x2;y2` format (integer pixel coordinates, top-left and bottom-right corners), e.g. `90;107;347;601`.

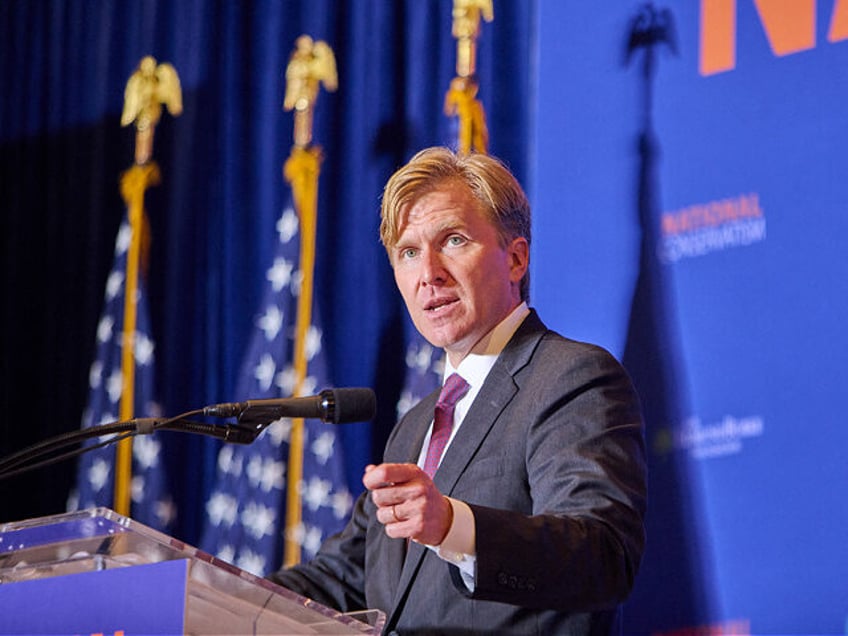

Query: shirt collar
443;301;530;390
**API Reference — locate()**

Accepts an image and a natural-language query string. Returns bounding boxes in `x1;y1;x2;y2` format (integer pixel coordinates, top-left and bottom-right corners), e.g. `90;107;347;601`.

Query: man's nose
420;249;447;286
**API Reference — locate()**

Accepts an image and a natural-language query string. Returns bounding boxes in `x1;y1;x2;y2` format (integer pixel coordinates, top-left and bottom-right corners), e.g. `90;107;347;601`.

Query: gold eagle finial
121;56;183;164
284;35;338;148
452;0;493;78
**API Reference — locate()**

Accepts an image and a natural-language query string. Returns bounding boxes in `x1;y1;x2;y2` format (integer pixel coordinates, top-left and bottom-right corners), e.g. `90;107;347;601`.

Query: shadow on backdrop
620;5;719;632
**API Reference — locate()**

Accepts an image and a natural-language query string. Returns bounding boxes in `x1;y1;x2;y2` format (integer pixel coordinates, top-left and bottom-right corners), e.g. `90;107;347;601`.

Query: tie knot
437;373;470;410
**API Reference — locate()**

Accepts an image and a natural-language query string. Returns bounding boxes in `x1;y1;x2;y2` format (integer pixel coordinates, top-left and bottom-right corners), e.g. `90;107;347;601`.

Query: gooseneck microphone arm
0;387;376;481
0;409;261;481
0;409;204;481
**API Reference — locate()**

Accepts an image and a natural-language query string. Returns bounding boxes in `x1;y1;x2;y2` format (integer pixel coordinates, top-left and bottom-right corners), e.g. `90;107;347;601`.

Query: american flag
68;214;175;532
396;319;443;420
199;200;353;576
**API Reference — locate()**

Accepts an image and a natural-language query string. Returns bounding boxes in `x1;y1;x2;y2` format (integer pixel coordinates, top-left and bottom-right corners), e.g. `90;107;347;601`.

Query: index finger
362;462;422;490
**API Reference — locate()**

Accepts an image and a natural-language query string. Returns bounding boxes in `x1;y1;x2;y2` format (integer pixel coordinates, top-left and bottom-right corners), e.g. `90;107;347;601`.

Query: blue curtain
0;0;534;545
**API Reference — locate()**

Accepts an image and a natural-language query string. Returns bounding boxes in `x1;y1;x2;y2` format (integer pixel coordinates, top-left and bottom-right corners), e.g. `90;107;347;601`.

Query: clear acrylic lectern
0;507;385;635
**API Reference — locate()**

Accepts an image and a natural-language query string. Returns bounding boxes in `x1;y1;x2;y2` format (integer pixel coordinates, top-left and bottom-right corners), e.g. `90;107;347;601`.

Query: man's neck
445;302;530;370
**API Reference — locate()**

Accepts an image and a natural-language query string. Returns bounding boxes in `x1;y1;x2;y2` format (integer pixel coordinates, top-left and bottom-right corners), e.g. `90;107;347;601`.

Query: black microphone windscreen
331;387;377;424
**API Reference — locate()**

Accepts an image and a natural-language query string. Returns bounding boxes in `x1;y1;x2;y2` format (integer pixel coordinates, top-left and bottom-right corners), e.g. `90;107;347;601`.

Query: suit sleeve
458;340;647;612
267;490;370;612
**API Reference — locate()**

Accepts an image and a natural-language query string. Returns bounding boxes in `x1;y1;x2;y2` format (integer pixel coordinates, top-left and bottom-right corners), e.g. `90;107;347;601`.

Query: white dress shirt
417;302;531;588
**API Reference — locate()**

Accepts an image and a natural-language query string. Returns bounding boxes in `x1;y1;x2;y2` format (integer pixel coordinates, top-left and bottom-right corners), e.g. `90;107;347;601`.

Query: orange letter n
701;0;816;76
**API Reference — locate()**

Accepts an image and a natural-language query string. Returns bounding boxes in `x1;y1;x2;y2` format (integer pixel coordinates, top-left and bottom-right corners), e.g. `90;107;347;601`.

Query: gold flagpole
444;0;493;155
113;56;182;516
281;35;337;567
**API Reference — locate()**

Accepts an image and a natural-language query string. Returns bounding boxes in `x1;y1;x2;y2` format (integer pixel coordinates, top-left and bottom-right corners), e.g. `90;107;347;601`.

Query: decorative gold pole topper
121;56;183;165
444;76;489;155
284;36;338;148
452;0;493;78
446;0;493;154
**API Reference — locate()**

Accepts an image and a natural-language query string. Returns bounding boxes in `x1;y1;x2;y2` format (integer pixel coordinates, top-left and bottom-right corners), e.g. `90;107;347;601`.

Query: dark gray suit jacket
270;310;647;635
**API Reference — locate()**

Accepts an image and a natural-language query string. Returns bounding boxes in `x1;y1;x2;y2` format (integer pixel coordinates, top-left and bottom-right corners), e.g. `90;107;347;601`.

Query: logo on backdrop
654;413;764;460
700;0;848;75
658;192;766;263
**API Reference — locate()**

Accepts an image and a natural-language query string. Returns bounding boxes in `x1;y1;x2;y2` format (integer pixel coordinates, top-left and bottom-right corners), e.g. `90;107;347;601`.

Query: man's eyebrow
432;218;467;235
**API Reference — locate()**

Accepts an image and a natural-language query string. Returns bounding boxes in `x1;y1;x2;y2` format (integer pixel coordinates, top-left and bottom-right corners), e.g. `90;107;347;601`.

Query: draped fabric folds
0;1;534;546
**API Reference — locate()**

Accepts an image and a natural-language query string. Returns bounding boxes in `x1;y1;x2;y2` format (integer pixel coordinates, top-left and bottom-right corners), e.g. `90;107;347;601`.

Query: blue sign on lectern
0;559;187;635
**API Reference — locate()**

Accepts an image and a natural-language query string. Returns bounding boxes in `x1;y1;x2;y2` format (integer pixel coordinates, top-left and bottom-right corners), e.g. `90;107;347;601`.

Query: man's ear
507;237;529;283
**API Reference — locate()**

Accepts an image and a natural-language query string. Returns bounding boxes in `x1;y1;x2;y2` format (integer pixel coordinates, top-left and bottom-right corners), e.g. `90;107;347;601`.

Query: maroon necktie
422;373;470;478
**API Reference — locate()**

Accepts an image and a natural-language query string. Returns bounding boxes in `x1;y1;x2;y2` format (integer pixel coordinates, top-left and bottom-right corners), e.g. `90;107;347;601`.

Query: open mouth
425;298;458;313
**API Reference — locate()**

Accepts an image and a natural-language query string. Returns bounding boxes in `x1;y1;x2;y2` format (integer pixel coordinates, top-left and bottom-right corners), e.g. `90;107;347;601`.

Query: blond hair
380;147;531;301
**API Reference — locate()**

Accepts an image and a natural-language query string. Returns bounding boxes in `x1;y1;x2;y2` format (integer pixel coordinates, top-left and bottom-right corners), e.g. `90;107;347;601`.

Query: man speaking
270;147;647;634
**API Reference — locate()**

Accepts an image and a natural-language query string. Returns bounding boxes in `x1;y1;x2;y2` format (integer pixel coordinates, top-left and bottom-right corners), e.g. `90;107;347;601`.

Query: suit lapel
433;363;517;494
384;312;548;627
435;311;545;495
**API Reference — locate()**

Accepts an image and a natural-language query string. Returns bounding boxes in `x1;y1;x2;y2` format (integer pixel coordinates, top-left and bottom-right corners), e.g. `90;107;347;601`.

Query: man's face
390;180;528;366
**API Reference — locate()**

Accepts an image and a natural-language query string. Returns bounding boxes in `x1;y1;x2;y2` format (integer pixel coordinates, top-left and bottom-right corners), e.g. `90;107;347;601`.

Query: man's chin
412;311;471;349
415;327;453;351
422;329;475;359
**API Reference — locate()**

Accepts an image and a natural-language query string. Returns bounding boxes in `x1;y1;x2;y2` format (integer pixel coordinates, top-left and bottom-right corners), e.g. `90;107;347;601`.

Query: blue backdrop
533;1;848;633
2;1;846;633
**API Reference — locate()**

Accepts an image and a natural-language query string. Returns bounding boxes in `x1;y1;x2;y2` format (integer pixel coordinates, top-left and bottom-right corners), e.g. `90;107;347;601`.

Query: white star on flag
97;316;115;344
89;361;103;390
133;435;161;470
236;549;268;577
276;207;299;243
241;501;276;540
88;458;111;492
105;271;124;301
311;430;335;465
254;354;277;392
304;325;322;361
206;492;239;527
265;418;292;447
302;525;324;557
257;305;285;341
267;258;295;292
301;476;333;512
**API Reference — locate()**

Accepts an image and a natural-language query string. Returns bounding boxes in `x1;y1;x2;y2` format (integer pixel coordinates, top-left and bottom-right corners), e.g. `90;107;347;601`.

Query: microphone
203;387;377;425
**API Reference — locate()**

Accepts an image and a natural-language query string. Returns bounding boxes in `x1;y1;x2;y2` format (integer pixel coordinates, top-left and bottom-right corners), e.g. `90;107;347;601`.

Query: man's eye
446;235;466;247
400;248;418;260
